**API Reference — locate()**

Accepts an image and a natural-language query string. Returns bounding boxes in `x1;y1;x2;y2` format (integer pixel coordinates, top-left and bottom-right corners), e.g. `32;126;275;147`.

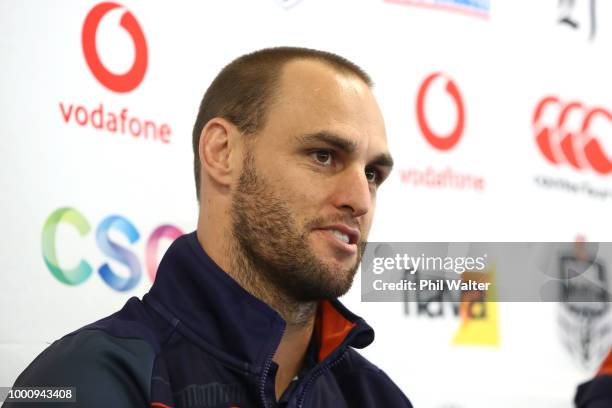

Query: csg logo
82;2;148;93
533;96;612;175
416;72;465;151
42;207;183;292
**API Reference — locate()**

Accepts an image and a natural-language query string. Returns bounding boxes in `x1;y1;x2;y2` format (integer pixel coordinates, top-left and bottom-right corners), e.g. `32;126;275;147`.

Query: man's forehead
278;59;369;100
270;59;387;143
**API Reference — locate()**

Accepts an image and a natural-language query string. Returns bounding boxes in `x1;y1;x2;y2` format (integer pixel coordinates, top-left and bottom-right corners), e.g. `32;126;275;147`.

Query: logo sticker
82;2;148;93
533;97;612;175
416;73;465;151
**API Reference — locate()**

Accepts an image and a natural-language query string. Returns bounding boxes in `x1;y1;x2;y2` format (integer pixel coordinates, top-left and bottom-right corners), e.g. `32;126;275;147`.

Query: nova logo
42;208;183;291
416;72;465;151
403;269;499;346
533;96;612;175
82;2;148;93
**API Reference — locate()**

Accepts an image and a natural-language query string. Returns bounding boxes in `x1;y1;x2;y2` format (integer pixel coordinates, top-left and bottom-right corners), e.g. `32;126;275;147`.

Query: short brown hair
192;46;373;200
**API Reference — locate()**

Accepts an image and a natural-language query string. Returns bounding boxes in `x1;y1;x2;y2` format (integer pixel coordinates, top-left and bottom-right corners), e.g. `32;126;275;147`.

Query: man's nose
331;166;372;218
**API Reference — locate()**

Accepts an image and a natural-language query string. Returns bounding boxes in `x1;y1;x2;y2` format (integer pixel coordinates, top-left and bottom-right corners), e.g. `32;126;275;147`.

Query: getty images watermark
361;242;612;303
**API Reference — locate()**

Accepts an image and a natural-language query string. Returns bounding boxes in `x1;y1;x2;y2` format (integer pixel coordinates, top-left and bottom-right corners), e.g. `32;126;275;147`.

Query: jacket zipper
259;325;285;408
295;351;347;408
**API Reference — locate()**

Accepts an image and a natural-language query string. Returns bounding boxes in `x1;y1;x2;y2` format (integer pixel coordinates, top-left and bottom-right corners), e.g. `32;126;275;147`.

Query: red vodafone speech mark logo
533;97;612;175
416;72;465;151
82;2;148;93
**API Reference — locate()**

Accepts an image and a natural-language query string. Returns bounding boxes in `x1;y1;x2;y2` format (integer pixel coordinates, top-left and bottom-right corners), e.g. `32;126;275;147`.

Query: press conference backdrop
1;0;611;407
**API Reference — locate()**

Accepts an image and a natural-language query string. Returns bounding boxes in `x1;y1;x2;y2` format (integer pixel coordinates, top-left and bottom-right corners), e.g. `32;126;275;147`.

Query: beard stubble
230;151;365;303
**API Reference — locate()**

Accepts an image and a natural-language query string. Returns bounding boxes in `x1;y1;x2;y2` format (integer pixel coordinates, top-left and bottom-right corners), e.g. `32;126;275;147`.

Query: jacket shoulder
575;374;612;408
4;298;164;408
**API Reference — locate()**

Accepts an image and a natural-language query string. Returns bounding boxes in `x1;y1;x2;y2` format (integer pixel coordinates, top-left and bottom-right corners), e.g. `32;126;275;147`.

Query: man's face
231;59;392;302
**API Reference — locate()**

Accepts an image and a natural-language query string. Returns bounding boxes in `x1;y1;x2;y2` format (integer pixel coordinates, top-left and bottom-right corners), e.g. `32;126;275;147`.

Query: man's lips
314;224;360;245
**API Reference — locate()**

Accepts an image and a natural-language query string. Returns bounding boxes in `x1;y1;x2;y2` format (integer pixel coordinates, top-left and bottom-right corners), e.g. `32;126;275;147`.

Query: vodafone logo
60;3;170;144
82;2;148;93
416;73;465;151
402;73;483;191
533;97;612;175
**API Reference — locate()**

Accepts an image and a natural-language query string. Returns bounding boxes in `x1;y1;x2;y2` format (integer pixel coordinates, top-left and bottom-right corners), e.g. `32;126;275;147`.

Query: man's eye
312;150;333;165
365;167;379;184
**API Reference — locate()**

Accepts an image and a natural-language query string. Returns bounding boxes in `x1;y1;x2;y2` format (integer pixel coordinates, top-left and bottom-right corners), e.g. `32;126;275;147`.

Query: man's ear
198;118;238;188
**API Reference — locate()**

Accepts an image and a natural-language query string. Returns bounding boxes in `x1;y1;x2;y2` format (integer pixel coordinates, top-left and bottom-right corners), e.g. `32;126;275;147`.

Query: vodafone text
59;102;171;144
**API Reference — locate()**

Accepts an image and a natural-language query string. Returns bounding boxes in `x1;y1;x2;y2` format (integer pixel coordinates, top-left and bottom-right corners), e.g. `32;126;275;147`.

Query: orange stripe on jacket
151;402;173;408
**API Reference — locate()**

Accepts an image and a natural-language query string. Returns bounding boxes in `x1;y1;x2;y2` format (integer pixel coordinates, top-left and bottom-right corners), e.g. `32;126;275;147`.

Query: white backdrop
1;0;612;407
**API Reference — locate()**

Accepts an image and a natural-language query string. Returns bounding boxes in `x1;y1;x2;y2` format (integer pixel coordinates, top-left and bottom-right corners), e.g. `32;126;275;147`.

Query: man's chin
313;257;359;294
292;272;356;302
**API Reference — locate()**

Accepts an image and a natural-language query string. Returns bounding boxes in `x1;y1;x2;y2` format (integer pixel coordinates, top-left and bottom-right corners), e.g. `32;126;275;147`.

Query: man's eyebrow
298;131;394;169
369;152;394;170
298;131;358;154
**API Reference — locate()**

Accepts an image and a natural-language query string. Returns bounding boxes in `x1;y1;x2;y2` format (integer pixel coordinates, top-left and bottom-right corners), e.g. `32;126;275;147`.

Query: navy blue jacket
575;350;612;408
4;232;412;407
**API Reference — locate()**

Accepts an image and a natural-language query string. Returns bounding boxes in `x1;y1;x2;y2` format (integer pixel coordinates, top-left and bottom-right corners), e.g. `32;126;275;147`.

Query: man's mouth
330;229;350;244
314;224;360;254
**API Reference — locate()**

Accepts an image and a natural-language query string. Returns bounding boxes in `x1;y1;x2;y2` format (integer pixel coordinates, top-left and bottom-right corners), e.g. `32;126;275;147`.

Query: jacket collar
146;232;374;373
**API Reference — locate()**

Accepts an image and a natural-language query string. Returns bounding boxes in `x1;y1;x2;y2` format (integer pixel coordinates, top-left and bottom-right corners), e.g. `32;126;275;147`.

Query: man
4;47;411;407
575;348;612;407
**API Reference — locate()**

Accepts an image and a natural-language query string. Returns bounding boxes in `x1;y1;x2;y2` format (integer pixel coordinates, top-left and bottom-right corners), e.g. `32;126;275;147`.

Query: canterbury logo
533;96;612;175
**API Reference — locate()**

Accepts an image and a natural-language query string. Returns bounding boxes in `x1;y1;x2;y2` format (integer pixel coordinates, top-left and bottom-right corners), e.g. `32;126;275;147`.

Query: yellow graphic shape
451;266;499;347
